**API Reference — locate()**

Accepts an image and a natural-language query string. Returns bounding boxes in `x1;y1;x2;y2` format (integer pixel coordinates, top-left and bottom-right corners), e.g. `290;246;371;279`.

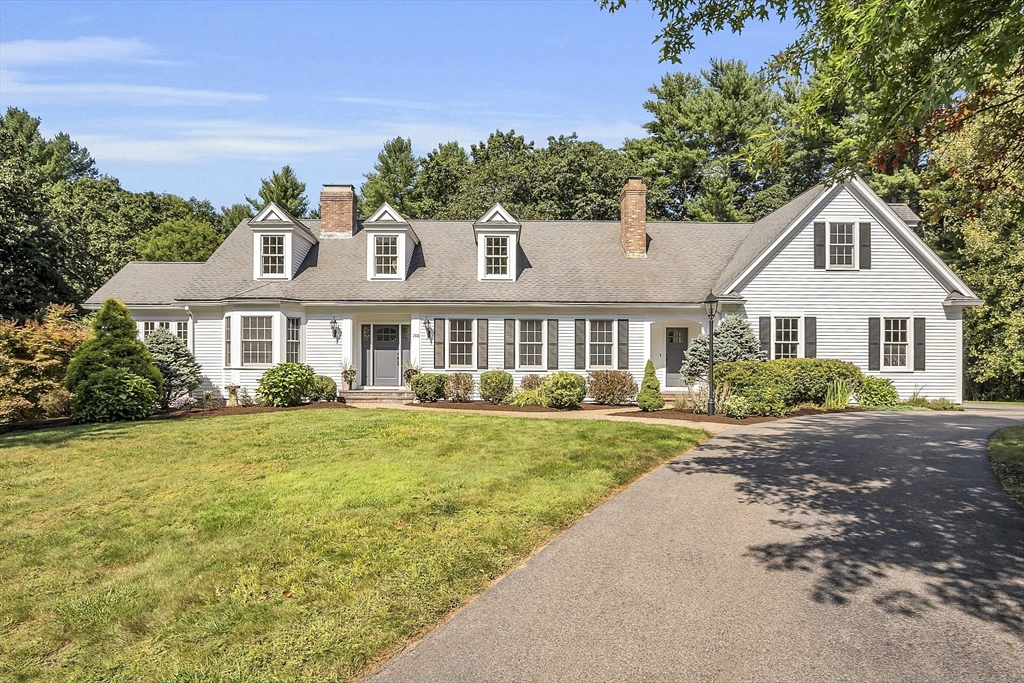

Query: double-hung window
449;320;473;367
829;222;855;268
485;236;509;276
374;235;398;276
519;320;543;368
774;318;799;358
589;320;613;367
176;321;188;342
224;318;231;366
286;317;301;363
241;316;273;365
261;235;285;275
142;321;170;339
883;318;908;368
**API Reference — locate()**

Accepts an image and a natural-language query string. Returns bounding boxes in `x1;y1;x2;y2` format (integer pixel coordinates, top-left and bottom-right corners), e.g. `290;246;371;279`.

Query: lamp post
703;290;720;415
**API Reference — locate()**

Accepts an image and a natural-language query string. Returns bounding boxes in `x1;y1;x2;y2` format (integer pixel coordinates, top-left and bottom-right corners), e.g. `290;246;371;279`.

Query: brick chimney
620;176;647;258
320;184;357;237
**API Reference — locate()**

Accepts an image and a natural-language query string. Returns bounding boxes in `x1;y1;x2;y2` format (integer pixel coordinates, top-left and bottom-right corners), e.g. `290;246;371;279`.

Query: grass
989;424;1024;508
0;408;706;682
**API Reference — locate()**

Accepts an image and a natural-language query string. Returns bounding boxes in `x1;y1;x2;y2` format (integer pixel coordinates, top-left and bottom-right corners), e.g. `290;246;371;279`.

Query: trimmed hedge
716;358;865;415
587;370;638;405
542;371;587;409
410;373;446;402
307;375;337;402
479;370;514;404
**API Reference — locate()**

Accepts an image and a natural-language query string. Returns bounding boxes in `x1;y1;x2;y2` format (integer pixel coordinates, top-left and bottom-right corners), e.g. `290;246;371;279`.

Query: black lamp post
703;290;720;415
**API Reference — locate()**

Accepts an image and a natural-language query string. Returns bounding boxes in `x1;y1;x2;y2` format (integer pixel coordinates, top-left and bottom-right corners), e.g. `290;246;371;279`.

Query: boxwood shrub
410;373;446;402
541;371;587;409
587;370;638;405
257;363;315;407
716;358;864;414
479;370;514;404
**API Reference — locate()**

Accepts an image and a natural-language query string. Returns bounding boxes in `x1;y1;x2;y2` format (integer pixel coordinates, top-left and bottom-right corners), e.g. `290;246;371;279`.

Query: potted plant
402;362;422;389
341;363;357;391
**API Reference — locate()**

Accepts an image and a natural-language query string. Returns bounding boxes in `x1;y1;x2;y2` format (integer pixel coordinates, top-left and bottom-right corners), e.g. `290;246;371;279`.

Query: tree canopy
246;165;310;218
359;137;420;217
138;219;223;262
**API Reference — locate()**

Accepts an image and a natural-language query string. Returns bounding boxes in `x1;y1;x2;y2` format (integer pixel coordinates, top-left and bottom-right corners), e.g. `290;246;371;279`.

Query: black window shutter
814;222;826;269
574;319;586;370
547;319;559;370
868;317;881;371
914;317;926;371
504;319;515;369
617;319;629;370
759;316;771;358
859;222;872;269
804;316;817;358
433;318;445;370
477;319;489;370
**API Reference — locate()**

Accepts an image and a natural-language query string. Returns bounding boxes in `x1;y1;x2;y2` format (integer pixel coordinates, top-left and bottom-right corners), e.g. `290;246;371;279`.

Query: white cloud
0;36;155;65
0;71;265;106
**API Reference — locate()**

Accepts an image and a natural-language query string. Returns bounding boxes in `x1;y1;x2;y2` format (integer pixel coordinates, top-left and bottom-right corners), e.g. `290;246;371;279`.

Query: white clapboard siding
292;236;313;277
192;311;226;396
739;187;961;400
303;314;347;382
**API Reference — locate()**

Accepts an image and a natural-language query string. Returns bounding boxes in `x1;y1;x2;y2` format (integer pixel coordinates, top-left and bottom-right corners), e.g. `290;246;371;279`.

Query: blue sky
0;1;800;209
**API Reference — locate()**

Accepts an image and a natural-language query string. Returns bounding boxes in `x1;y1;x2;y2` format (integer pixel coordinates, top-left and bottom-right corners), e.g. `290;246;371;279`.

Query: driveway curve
369;410;1024;683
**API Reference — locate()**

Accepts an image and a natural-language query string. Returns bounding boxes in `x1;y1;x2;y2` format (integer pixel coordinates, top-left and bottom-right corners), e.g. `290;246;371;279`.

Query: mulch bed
409;402;610;413
609;405;866;425
0;402;353;435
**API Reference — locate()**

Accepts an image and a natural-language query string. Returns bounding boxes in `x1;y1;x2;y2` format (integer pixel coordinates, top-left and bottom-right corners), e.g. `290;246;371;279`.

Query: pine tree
144;328;202;409
65;299;163;396
246;165;309;217
637;359;665;411
359;137;420;217
681;314;765;383
220;203;254;234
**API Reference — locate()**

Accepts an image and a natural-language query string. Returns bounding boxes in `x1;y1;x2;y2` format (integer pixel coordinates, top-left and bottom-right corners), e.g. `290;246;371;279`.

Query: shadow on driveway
670;411;1024;636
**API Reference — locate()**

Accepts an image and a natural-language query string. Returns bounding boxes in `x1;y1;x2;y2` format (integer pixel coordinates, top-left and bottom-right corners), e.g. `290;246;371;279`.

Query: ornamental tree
681;314;765;383
144;328;202;409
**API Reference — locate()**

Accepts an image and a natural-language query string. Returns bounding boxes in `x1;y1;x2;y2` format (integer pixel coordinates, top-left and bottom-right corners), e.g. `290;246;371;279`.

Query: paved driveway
369;410;1024;683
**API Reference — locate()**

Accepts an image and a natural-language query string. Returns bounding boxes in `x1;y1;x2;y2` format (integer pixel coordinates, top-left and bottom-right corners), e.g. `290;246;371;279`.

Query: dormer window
261;235;285;275
485;236;509;276
474;203;520;282
375;235;399;276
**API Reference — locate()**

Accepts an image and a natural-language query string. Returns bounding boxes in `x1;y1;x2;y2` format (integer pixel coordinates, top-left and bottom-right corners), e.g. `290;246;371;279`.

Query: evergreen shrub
509;388;549;407
637;360;665;412
716;358;864;411
70;368;158;423
145;328;202;409
541;371;587;409
307;375;337;402
587;370;638;405
65;299;163;397
681;315;765;383
479;370;514;404
444;373;475;402
722;395;751;419
256;363;315;407
410;373;446;402
520;374;546;390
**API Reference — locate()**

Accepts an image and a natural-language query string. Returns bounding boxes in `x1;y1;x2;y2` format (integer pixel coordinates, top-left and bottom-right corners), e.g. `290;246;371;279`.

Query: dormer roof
473;202;521;242
249;202;318;244
363;202;419;244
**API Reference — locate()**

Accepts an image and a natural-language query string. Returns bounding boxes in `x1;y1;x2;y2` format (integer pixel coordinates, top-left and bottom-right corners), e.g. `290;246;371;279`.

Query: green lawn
0;408;705;682
990;424;1024;508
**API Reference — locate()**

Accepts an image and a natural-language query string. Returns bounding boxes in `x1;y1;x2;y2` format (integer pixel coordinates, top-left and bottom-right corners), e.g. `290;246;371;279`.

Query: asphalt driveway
369;409;1024;683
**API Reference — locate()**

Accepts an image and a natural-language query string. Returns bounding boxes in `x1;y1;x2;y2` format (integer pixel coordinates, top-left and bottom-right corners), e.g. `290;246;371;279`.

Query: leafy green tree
359;137;421;217
681;314;765;382
65;299;163;397
220;203;255;234
601;0;1024;162
533;134;640;220
442;130;540;219
416;141;471;218
246;165;309;217
1;107;97;184
138;219;222;262
144;328;202;409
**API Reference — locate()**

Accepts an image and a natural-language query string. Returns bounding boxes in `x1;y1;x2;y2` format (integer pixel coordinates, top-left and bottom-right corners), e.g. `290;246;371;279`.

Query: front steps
339;389;415;404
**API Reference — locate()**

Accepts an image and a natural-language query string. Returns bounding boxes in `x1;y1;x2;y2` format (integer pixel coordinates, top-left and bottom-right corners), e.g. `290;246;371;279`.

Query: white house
84;176;982;402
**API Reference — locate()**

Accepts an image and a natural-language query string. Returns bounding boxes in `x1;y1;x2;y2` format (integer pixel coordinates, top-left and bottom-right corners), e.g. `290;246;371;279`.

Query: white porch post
411;314;421;367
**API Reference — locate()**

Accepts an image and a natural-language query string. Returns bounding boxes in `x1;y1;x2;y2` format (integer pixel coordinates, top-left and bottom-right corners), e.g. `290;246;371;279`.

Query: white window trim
826;219;858;271
370;233;403;280
586;319;617;370
475;230;517;281
517;318;546;370
770;314;803;360
445;318;476;370
880;314;915;373
224;311;283;368
285;316;304;364
255;233;290;280
482;235;511;280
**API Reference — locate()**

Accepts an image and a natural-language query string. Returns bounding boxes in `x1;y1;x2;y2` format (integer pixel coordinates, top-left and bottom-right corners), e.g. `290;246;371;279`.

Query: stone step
339;390;414;403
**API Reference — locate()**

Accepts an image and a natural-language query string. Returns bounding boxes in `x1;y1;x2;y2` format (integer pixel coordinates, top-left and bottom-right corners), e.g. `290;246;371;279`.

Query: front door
666;327;688;387
372;325;401;385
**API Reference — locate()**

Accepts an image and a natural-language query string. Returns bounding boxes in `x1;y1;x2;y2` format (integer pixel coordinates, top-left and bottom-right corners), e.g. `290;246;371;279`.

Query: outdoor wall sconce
330;316;340;340
424;319;433;341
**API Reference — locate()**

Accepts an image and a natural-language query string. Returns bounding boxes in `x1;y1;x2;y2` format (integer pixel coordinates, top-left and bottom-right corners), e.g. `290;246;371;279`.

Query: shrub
542;371;587;409
0;304;89;423
587;370;638;405
238;387;256;407
856;375;900;407
927;397;964;411
39;388;72;418
145;328;202;410
509;388;549;407
256;363;315;407
823;379;855;410
307;375;337;402
403;364;421;385
444;373;475;402
410;373;446;402
636;360;665;412
520;374;545;390
716;358;865;410
65;299;163;397
479;370;514;404
70;368;158;423
681;315;765;383
723;395;750;419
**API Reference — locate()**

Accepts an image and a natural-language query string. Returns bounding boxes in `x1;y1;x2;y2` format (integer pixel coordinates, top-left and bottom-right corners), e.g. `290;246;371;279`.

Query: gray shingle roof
887;202;921;227
85;187;834;307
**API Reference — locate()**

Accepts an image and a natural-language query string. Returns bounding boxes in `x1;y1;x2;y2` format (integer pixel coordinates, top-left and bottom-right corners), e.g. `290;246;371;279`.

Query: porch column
410;314;421;367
